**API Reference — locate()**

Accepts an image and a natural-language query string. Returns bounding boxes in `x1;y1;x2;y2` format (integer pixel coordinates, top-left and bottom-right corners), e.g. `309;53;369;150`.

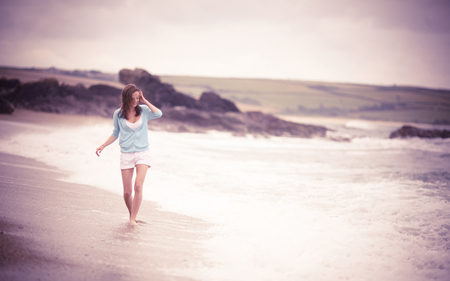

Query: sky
1;0;449;89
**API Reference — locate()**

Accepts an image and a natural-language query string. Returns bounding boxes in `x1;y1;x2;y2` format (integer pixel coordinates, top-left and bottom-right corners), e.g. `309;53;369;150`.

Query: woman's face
131;91;140;108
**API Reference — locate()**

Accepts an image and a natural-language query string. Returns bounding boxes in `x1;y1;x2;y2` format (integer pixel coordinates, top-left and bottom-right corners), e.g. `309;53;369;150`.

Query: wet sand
0;111;211;281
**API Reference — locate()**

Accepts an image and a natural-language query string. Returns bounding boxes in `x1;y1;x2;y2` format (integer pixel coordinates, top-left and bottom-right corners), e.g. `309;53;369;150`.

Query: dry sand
0;110;211;281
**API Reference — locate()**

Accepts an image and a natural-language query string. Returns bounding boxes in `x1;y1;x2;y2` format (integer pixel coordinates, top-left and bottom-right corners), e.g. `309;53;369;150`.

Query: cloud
4;0;449;38
0;0;449;88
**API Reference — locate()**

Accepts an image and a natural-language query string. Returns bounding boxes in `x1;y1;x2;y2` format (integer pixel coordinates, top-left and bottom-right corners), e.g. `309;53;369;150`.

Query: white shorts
120;150;152;170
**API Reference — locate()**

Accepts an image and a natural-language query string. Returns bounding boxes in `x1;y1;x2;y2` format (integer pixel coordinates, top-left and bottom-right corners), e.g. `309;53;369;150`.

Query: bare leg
121;168;134;220
130;164;149;224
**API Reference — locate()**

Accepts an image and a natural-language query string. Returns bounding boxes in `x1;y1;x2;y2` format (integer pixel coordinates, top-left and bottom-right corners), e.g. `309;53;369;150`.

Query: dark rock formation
0;77;20;114
0;77;20;93
198;91;240;113
119;68;240;113
1;70;329;138
11;78;91;114
88;84;121;97
1;77;118;117
0;95;14;114
244;111;326;137
87;84;121;110
157;107;326;137
119;68;199;109
389;125;450;139
158;107;246;134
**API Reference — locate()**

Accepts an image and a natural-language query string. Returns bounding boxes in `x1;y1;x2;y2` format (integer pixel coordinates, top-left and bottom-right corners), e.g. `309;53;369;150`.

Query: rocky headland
389;125;450;139
0;69;327;138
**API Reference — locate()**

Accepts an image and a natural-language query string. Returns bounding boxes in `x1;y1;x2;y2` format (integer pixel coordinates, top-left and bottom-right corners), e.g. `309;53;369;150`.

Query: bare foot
129;219;137;225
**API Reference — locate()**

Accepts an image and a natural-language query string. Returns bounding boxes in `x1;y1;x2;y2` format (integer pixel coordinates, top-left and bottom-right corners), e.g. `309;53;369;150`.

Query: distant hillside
0;67;122;88
1;66;449;124
159;75;450;124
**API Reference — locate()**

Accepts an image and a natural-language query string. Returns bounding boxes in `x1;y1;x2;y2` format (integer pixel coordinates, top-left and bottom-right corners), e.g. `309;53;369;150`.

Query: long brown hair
118;84;141;119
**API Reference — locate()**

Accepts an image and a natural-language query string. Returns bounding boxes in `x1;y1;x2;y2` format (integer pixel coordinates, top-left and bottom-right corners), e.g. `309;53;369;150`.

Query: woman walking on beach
96;84;162;225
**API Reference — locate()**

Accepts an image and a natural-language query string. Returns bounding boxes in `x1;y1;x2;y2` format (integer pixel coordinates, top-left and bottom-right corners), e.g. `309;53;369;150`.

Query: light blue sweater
112;105;162;153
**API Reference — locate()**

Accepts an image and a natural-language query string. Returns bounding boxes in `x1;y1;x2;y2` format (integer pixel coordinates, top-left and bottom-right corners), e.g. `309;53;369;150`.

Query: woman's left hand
138;89;160;113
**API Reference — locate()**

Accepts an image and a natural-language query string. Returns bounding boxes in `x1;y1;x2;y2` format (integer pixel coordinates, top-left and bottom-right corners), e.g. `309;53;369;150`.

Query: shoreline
0;108;111;127
0;110;212;280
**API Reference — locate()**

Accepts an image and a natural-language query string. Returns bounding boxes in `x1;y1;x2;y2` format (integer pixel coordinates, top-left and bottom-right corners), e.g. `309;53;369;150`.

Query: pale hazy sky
1;0;449;89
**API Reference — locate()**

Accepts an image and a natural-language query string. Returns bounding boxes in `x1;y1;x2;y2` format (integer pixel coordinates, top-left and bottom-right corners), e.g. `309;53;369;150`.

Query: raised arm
139;90;160;113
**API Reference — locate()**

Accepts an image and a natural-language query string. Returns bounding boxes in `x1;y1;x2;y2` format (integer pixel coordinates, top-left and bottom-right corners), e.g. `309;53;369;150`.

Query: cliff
389;125;450;139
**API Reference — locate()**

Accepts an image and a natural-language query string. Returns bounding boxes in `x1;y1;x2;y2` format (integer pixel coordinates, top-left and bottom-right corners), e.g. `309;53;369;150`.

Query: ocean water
1;118;450;280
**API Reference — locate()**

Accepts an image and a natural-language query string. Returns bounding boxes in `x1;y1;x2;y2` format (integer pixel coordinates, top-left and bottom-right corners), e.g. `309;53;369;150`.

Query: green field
160;75;450;124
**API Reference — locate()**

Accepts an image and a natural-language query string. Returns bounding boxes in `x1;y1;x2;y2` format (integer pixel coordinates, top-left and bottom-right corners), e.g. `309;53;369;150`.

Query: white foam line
0;161;64;174
91;210;110;215
0;119;52;130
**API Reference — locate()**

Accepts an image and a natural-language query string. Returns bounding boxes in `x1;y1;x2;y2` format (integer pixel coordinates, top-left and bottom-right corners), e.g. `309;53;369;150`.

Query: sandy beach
0;110;211;281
